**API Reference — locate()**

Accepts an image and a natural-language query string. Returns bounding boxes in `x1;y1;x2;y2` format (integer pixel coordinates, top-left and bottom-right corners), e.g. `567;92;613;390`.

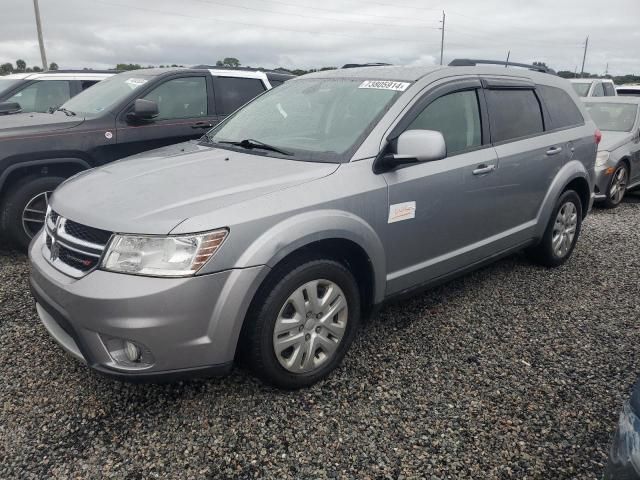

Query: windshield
61;73;154;116
206;78;405;162
0;78;22;95
584;102;638;132
571;82;592;97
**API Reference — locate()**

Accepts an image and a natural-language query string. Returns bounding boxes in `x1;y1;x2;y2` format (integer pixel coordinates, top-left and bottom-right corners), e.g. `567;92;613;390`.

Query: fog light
124;341;142;363
101;335;154;369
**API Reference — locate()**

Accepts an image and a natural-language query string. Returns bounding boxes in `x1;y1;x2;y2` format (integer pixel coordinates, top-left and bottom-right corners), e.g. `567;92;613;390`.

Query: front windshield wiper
52;107;76;116
218;138;292;156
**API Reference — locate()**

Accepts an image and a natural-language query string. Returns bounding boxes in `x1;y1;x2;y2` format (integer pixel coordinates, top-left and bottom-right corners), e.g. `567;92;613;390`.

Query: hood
0;111;85;139
51;144;339;234
598;131;633;152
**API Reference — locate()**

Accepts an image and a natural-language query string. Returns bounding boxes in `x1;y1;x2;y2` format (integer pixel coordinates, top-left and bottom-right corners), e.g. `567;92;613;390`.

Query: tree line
2;57;639;84
1;59;59;75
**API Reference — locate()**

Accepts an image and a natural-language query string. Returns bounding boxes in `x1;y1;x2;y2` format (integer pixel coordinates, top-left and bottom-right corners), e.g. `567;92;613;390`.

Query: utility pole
605;62;609;77
505;50;510;67
580;36;589;78
33;0;48;71
439;10;445;66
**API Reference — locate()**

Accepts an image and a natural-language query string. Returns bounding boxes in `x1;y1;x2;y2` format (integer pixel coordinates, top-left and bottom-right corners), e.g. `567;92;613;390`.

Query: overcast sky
0;0;638;75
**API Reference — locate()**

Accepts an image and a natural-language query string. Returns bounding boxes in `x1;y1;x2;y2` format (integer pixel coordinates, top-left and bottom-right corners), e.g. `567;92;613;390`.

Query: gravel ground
1;194;640;479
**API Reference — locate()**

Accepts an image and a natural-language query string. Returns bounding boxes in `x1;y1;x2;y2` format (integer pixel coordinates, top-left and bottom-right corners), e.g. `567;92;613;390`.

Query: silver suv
29;62;598;389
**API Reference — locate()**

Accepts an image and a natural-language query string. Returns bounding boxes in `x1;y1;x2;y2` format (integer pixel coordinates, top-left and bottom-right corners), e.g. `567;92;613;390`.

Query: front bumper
29;232;268;381
593;163;616;201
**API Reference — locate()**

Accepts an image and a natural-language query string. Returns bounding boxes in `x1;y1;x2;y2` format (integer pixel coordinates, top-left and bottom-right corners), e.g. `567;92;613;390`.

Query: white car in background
0;70;116;114
617;84;640;97
569;78;617;97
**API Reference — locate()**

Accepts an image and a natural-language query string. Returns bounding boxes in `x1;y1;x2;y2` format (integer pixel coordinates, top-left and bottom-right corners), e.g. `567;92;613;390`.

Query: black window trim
385;78;490;158
536;83;586;133
116;72;211;123
483;83;548;147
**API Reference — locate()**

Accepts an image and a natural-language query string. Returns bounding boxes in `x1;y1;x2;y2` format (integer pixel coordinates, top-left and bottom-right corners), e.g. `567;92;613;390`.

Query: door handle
472;164;496;175
546;146;563;156
191;122;213;129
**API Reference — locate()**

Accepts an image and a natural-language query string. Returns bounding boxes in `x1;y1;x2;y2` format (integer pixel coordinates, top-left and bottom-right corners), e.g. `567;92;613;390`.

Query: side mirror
127;99;159;122
376;130;446;172
0;102;22;115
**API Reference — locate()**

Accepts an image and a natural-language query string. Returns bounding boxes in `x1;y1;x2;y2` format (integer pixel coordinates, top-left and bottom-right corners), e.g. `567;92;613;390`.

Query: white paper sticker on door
388;201;416;223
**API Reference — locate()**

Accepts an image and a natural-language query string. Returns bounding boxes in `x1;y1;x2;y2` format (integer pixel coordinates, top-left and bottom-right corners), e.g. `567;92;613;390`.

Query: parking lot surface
1;195;639;479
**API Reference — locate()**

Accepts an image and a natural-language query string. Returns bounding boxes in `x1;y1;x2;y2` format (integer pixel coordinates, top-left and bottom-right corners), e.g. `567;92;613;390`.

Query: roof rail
448;59;556;75
41;69;122;74
191;65;295;78
342;62;391;69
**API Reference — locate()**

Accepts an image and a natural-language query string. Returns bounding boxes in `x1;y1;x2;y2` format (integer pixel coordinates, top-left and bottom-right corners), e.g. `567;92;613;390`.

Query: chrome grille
43;210;112;278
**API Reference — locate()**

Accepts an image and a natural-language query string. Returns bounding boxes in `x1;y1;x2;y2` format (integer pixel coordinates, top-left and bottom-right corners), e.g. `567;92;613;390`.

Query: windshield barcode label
359;80;410;91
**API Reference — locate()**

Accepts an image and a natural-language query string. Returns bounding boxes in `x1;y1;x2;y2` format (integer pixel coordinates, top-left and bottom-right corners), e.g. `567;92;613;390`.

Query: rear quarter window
603;83;616;96
537;85;584;130
485;89;544;143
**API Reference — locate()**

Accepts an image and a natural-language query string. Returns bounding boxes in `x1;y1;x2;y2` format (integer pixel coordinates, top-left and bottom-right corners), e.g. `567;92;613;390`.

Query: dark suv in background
0;70;116;115
0;66;293;249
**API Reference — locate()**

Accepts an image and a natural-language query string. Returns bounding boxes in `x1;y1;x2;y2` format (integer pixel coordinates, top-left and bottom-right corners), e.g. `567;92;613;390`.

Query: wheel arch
562;176;590;219
257;237;377;318
618;156;631;176
208;209;387;305
535;160;592;239
0;157;91;198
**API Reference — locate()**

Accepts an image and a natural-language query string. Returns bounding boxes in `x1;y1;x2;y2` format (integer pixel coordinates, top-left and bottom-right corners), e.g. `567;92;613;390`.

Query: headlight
101;229;228;277
596;151;610;167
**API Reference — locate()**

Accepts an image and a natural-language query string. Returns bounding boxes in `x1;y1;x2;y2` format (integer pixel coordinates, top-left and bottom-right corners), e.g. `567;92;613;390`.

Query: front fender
535;159;592;238
230;210;387;304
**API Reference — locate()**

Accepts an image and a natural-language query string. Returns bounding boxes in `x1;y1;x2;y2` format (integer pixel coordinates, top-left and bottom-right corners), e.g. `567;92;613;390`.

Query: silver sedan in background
582;97;640;208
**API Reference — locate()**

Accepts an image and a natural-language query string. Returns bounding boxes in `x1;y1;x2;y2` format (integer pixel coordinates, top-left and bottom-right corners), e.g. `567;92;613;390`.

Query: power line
260;0;440;25
87;0;434;45
192;0;440;30
338;0;442;11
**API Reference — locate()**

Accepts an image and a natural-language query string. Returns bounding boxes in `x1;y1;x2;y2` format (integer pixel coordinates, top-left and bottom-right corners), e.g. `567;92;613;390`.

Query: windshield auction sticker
125;78;148;89
359;80;410;91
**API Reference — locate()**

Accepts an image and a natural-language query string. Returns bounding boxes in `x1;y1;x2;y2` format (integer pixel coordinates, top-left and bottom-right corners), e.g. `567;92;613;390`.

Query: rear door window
7;80;71;112
537;85;584;129
485;89;544;143
603;82;616;96
406;90;482;155
214;77;266;115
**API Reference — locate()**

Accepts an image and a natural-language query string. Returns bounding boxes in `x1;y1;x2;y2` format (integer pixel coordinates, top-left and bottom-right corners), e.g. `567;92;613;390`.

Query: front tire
0;175;65;251
603;163;628;209
528;190;582;268
241;257;361;389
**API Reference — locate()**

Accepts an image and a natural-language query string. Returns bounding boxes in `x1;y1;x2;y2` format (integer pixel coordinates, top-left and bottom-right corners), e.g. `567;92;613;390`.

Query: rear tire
528;190;582;268
0;175;65;251
603;162;628;209
240;257;361;389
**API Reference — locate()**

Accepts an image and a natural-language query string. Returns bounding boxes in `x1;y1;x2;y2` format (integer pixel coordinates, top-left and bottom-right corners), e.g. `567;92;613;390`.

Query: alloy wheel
273;279;348;374
551;201;578;258
22;191;52;239
609;166;627;205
